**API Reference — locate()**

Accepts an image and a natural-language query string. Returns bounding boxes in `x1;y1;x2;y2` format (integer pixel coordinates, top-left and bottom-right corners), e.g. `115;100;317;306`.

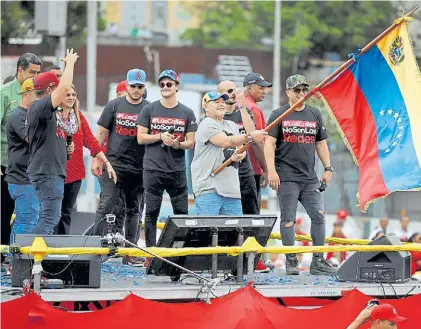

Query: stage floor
2;259;421;303
1;259;421;302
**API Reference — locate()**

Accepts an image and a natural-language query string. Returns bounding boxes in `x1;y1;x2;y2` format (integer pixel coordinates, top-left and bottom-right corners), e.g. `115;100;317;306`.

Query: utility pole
86;1;98;212
272;0;281;112
87;1;97;113
268;0;282;212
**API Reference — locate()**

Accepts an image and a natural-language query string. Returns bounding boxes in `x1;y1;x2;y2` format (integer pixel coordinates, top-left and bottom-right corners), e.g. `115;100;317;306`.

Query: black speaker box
336;233;411;283
12;234;102;288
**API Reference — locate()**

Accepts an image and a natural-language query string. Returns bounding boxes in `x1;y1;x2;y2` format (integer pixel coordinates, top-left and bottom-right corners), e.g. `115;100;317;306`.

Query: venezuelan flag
319;21;421;211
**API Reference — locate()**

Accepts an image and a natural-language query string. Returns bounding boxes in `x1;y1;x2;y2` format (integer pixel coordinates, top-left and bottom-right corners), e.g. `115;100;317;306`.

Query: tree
181;1;399;64
1;1;106;48
1;2;31;44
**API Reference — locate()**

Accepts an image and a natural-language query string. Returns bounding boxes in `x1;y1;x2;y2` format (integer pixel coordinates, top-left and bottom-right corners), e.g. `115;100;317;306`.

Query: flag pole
211;6;419;177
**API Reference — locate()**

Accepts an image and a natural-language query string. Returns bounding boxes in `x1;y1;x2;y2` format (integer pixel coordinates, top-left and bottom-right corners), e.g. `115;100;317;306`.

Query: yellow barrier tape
150;221;373;245
268;232;373;245
2;238;421;260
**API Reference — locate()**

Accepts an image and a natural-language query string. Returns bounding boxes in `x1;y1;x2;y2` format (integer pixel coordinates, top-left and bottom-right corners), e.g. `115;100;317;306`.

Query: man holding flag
265;74;335;276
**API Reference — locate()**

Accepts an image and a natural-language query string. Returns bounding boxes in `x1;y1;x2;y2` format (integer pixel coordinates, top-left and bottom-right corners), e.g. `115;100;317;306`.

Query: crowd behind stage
1;51;421;278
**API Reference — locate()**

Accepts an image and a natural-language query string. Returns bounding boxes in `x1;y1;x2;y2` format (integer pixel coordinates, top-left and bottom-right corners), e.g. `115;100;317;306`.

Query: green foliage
181;1;398;60
65;1;107;48
1;1;31;43
1;1;107;47
305;96;344;145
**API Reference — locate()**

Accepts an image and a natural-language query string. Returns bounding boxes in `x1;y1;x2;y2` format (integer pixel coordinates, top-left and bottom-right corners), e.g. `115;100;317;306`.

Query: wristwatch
246;133;253;143
324;166;333;172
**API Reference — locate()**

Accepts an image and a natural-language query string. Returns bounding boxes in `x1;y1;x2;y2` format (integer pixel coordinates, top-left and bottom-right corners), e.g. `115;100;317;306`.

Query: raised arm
51;49;79;108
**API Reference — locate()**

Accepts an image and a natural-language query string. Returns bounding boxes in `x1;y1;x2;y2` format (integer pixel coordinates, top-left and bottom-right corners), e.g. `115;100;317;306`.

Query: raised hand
61;48;79;65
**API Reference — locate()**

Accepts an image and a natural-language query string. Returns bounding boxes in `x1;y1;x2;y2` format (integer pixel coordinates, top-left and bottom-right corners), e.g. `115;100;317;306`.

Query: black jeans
1;166;14;261
94;169;144;244
277;181;325;259
56;180;82;235
97;174;126;236
144;170;188;247
254;174;262;209
240;175;259;215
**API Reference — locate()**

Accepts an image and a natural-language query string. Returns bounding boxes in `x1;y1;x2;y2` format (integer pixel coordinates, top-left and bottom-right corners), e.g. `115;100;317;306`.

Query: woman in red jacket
56;85;116;234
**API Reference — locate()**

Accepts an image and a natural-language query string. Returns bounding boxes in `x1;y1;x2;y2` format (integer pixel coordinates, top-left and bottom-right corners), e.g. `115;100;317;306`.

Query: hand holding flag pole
211;6;419;178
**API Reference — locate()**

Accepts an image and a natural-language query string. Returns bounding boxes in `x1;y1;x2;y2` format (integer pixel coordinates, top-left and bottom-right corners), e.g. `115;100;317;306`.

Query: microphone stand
101;216;220;303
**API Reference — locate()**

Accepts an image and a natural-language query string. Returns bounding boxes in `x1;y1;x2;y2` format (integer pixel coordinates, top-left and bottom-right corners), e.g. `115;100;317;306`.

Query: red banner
2;284;420;329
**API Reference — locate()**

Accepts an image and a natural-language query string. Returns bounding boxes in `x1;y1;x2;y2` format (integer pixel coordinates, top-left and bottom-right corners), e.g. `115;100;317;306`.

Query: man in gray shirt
192;91;267;215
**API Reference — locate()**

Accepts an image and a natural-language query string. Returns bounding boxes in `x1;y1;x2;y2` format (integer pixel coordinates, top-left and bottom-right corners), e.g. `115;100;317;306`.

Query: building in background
102;0;199;46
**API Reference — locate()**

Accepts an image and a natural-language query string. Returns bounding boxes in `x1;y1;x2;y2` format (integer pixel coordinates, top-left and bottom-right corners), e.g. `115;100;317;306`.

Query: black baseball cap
243;72;272;87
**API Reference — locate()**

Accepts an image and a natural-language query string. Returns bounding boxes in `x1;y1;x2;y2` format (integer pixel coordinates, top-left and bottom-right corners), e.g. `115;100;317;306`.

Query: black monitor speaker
336;233;411;283
147;215;277;280
12;234;102;288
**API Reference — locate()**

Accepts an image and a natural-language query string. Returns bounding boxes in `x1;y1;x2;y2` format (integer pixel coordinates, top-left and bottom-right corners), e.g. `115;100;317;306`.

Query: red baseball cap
116;80;127;94
33;72;59;90
337;209;348;220
371;304;406;323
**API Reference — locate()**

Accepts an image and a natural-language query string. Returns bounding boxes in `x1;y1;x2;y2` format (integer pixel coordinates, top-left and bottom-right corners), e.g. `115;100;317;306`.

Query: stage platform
2;260;421;303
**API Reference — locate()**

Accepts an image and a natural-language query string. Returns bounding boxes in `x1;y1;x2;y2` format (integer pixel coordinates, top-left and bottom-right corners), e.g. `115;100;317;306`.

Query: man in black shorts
92;68;149;266
137;69;197;260
265;74;335;276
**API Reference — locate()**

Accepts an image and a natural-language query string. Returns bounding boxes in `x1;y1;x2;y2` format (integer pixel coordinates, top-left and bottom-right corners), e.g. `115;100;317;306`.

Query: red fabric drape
2;285;421;329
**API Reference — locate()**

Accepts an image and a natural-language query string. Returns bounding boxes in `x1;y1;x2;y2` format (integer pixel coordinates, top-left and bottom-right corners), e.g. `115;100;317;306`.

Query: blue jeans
8;184;39;244
29;175;64;235
195;192;242;215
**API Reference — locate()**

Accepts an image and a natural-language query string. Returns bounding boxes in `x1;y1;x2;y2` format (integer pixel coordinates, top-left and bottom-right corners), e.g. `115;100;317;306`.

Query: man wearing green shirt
1;53;41;264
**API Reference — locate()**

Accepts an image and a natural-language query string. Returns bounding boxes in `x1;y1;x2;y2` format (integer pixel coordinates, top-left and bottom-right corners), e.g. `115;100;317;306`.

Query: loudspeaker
336;233;411;283
148;215;277;280
12;234;102;288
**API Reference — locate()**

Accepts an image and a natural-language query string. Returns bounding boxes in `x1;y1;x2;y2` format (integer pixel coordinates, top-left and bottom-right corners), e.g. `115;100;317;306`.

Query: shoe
143;258;151;269
310;255;337;275
285;256;299;275
122;256;145;267
255;259;271;273
7;263;12;276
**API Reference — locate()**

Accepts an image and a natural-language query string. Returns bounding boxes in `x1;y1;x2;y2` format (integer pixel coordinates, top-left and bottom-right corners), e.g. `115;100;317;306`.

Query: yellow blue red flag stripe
319;22;421;211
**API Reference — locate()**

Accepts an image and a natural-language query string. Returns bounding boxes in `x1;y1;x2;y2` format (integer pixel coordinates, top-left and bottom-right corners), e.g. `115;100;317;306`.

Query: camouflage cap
286;74;309;90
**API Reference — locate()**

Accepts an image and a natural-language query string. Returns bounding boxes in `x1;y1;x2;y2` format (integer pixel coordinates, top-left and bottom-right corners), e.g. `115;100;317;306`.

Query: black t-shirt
97;97;150;174
136;100;198;173
267;104;328;182
5;106;30;184
26;95;67;178
223;106;254;178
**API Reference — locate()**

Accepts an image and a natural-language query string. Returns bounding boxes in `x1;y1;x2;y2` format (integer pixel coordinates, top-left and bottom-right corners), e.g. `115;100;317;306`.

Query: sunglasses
129;85;144;89
293;87;309;94
66;93;77;97
227;88;237;94
160;82;176;88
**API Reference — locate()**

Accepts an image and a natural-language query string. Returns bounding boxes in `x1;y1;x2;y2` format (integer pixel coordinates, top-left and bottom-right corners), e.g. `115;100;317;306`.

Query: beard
128;92;141;100
225;99;236;105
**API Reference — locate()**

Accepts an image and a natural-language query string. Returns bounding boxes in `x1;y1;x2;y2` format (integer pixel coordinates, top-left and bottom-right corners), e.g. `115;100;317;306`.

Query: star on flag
380;109;405;155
